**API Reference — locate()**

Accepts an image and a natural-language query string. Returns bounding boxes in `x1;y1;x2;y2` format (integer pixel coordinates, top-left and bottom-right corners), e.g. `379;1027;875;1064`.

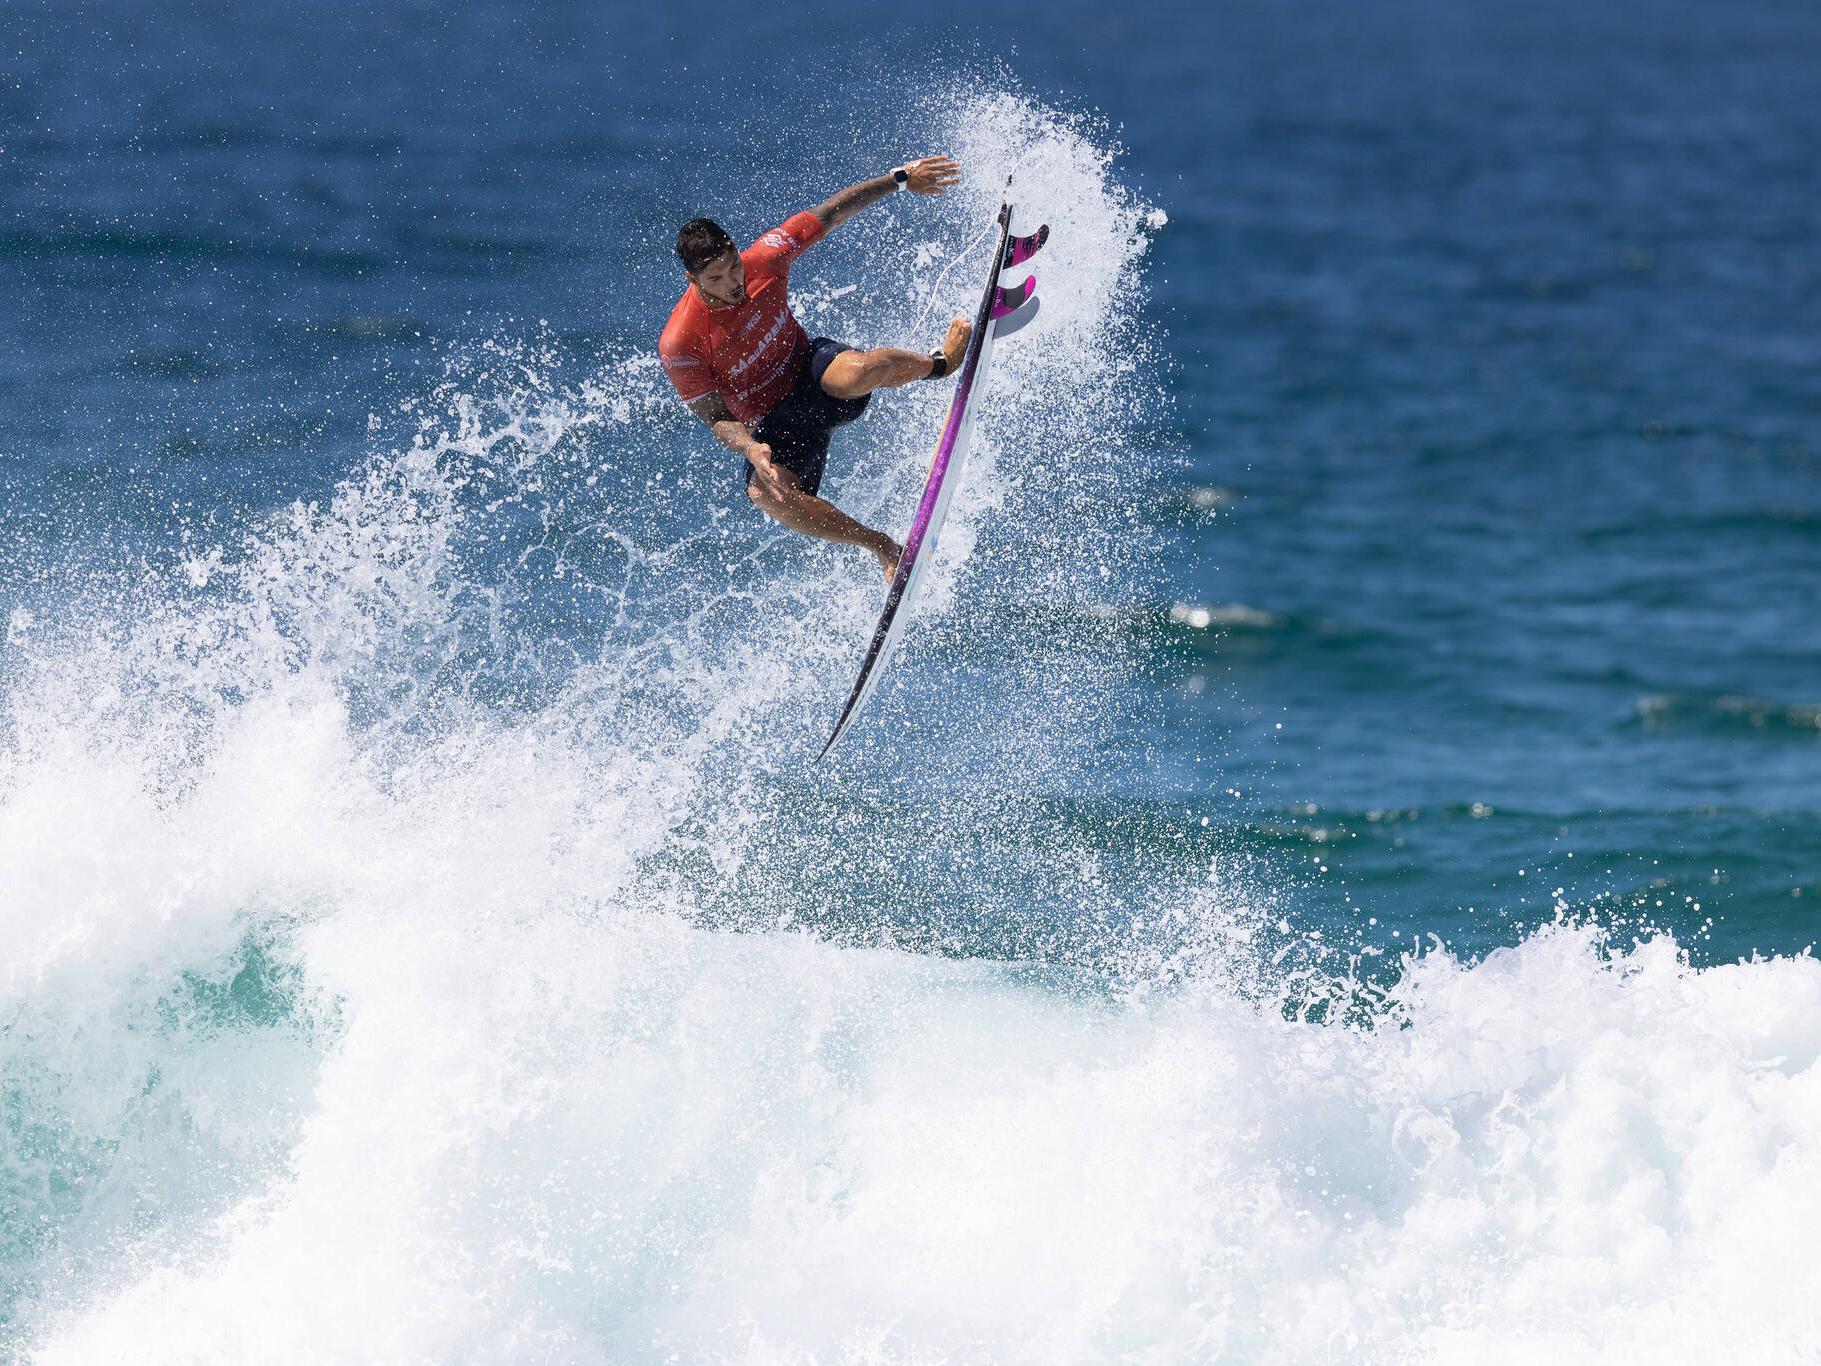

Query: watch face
894;168;908;186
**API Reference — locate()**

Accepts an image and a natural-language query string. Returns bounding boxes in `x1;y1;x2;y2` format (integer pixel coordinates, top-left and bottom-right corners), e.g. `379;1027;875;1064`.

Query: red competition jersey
658;211;826;424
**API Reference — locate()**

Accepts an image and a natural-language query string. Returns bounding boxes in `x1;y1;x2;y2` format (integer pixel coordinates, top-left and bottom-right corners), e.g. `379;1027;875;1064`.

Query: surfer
659;156;972;581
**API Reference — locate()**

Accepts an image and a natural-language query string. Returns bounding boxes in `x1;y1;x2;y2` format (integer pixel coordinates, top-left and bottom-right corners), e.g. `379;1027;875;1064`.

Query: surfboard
817;200;1048;759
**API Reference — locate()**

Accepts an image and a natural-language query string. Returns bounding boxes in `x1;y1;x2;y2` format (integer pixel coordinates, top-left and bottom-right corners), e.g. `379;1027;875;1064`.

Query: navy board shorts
743;336;871;499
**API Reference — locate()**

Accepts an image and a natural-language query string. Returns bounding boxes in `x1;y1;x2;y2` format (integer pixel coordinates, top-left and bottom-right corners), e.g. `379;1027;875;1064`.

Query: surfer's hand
748;445;792;493
902;156;960;195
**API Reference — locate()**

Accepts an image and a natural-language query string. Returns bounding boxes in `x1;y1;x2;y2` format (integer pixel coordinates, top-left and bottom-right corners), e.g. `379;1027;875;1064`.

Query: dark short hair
676;218;736;273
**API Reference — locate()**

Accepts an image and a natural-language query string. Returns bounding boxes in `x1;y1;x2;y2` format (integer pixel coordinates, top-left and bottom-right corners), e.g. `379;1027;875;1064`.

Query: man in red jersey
659;155;971;582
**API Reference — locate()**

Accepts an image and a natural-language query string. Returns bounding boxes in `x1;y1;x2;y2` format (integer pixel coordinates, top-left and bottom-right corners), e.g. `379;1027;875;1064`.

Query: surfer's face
689;249;746;308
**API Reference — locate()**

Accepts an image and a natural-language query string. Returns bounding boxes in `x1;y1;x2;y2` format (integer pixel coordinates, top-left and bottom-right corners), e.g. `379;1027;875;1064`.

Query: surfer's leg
819;348;935;399
818;318;972;399
747;474;902;582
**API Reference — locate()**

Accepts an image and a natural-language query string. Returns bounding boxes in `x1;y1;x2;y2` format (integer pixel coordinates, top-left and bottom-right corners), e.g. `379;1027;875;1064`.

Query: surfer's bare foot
933;317;971;377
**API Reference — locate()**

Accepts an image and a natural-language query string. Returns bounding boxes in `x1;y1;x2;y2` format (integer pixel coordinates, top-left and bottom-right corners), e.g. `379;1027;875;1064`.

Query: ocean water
3;1;1819;1362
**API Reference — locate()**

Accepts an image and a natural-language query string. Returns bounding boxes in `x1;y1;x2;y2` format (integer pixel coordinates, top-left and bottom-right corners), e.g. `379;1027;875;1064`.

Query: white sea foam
5;85;1820;1366
15;886;1821;1363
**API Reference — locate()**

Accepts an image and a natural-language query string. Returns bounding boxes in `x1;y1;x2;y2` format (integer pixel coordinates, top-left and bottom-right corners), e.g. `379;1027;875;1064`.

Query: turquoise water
3;1;1819;1360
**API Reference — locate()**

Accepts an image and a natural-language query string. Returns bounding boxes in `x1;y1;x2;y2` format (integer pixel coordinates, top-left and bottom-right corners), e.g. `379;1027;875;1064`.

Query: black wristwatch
892;166;909;191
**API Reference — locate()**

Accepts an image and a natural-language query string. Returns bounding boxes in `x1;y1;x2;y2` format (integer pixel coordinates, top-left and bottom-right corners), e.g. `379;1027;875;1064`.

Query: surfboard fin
990;274;1036;320
990;274;1040;337
1004;224;1050;268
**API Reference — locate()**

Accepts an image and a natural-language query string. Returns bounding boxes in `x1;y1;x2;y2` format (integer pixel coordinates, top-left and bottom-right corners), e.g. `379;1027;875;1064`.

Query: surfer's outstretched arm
809;155;960;234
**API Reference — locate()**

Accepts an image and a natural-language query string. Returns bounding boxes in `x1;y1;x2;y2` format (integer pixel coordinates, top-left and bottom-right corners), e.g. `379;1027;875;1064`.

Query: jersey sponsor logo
759;230;794;250
724;309;794;377
728;356;791;402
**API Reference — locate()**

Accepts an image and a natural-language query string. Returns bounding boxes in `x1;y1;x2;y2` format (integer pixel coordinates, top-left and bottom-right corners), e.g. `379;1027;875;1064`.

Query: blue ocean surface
3;1;1819;1361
